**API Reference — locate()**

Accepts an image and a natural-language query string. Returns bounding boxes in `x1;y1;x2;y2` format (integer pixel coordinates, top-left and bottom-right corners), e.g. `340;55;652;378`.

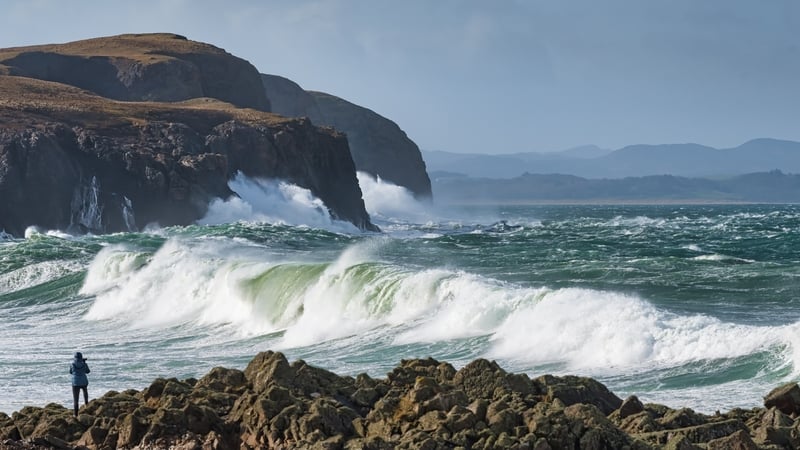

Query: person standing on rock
70;351;90;416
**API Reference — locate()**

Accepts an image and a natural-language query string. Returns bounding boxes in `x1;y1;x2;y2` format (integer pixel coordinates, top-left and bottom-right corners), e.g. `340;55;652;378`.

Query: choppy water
2;174;799;415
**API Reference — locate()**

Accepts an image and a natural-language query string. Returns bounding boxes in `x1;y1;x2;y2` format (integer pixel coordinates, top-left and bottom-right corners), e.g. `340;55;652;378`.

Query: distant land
432;170;800;204
423;138;800;179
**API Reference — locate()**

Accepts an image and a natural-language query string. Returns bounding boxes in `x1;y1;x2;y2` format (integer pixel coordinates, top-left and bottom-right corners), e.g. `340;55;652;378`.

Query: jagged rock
636;419;746;446
1;355;795;450
706;429;758;449
536;374;623;415
387;358;456;388
243;351;294;394
0;414;20;441
617;395;645;420
748;406;800;448
261;74;432;199
663;434;699;450
453;359;520;401
657;407;707;429
764;382;800;416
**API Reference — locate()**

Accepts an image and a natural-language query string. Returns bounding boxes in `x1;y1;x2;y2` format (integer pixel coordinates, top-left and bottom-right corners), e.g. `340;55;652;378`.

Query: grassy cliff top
0;33;227;66
0;75;294;134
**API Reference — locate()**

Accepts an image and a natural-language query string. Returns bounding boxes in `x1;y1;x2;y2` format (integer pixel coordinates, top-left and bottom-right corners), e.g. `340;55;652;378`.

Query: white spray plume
200;173;358;232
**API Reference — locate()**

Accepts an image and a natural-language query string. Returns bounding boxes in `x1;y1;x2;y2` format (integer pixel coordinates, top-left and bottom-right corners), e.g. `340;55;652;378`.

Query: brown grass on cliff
0;75;294;133
0;33;228;66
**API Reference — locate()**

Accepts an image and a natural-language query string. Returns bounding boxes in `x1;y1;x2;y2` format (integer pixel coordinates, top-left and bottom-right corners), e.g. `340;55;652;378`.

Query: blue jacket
70;353;90;386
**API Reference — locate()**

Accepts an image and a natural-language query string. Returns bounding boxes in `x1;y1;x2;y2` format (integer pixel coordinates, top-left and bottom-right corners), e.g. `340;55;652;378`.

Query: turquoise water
2;196;799;415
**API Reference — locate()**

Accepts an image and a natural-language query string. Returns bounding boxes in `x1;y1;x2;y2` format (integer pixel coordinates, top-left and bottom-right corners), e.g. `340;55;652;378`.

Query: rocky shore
1;352;798;449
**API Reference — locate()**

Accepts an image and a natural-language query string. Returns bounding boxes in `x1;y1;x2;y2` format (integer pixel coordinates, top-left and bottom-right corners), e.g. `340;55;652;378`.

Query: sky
1;0;798;154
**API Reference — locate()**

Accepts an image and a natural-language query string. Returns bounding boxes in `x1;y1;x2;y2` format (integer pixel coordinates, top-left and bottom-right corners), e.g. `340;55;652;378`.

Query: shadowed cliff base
0;352;797;449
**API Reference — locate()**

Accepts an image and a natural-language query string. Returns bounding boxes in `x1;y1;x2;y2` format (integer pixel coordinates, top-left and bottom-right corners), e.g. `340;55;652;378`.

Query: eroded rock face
0;76;376;236
0;34;380;236
1;353;796;450
262;74;433;199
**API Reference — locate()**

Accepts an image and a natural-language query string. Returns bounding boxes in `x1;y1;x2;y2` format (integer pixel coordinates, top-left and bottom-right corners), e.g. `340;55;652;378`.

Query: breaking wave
81;237;798;379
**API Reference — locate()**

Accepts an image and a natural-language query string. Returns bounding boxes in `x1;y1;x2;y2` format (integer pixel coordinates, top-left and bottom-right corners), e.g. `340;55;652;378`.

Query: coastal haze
2;2;800;449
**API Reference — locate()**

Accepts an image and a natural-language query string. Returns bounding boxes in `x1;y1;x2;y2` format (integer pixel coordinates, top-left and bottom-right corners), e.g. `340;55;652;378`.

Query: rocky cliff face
262;74;432;199
0;76;376;236
0;33;270;111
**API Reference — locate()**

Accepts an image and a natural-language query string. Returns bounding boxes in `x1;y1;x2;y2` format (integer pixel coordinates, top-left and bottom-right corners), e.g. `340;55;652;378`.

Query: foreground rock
0;76;376;236
1;353;798;449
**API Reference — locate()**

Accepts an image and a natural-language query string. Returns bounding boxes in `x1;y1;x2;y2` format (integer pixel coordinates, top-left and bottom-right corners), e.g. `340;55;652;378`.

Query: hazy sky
2;1;798;153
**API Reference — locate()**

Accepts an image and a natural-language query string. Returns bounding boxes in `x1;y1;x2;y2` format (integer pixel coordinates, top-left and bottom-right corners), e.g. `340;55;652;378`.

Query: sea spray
488;288;795;372
200;172;357;232
357;172;432;223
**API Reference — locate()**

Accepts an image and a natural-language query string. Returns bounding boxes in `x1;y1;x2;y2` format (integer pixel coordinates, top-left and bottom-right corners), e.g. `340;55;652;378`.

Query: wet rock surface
1;352;798;449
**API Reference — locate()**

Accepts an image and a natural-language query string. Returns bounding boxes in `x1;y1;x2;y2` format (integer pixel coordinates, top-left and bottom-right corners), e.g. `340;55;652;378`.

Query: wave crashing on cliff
200;173;357;232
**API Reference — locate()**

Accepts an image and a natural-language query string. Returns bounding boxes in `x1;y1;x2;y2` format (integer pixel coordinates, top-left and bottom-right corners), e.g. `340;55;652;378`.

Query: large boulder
764;382;800;416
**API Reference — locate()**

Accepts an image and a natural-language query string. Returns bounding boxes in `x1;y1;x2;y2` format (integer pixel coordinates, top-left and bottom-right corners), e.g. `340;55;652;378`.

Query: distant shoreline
433;199;792;207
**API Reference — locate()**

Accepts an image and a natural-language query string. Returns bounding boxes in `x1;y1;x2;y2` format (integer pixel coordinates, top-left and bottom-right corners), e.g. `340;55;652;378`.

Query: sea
1;172;799;415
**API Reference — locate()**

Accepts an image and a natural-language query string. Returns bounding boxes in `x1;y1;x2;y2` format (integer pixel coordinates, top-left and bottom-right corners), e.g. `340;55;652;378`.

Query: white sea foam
0;260;83;295
606;216;669;228
24;226;43;239
84;238;277;334
488;288;792;372
79;245;151;295
692;254;755;263
80;235;797;380
357;172;432;223
200;172;358;232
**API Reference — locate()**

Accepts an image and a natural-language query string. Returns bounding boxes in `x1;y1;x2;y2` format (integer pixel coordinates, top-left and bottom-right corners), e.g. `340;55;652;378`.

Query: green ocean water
2;201;799;415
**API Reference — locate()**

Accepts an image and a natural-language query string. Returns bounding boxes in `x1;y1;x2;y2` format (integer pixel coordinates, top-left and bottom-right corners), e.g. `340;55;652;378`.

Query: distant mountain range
432;170;800;204
423;139;800;179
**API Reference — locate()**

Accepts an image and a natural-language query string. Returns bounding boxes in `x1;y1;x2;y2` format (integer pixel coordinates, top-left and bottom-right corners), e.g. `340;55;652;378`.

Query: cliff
261;74;432;199
0;75;376;236
0;33;270;111
0;34;378;235
0;352;795;449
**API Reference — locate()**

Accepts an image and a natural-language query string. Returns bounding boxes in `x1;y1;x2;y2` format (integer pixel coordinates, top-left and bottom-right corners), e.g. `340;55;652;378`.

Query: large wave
81;237;799;379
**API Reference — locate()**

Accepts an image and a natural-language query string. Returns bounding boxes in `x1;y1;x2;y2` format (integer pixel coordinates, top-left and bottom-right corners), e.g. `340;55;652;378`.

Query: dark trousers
72;385;88;416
